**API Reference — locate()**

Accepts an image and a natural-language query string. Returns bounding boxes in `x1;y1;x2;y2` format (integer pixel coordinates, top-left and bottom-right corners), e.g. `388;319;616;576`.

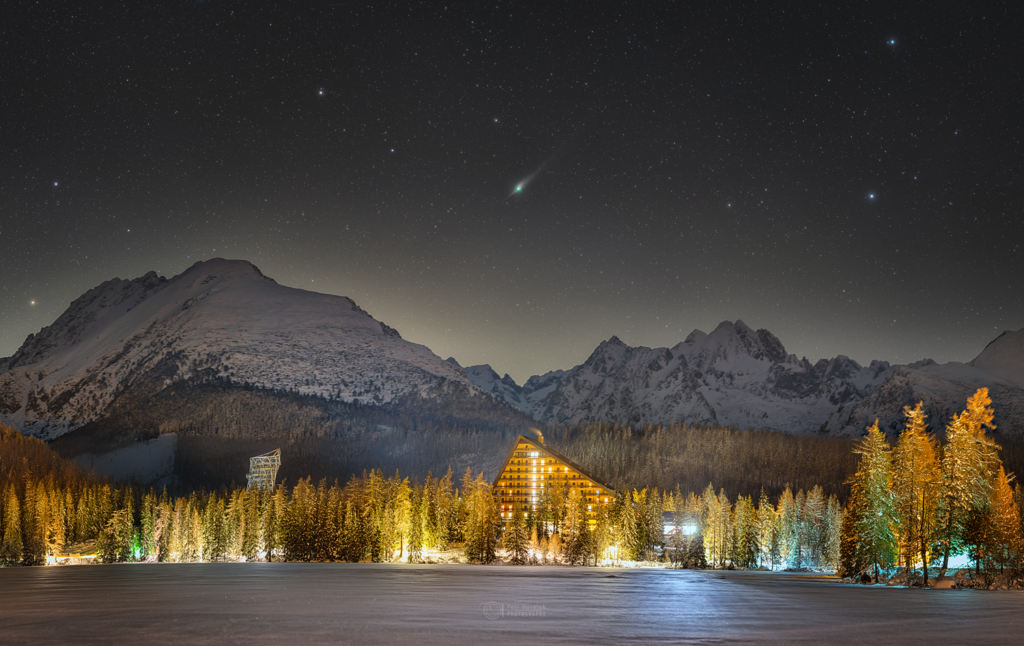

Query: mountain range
2;259;1022;444
460;322;1024;438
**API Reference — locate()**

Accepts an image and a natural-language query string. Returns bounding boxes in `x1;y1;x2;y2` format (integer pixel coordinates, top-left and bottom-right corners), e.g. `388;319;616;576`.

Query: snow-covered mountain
0;259;484;439
466;320;893;433
466;321;1024;436
822;328;1024;436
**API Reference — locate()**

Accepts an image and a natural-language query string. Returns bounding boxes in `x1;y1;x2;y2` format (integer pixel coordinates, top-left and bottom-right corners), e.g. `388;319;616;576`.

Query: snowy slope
467;321;895;434
0;259;479;439
822;328;1024;436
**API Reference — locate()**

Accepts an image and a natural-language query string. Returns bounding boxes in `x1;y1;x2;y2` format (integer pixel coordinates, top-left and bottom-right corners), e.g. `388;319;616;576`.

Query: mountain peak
0;260;476;438
968;327;1024;388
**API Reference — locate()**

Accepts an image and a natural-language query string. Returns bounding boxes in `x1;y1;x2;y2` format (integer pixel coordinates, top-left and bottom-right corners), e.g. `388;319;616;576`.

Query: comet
505;125;584;200
506;168;542;199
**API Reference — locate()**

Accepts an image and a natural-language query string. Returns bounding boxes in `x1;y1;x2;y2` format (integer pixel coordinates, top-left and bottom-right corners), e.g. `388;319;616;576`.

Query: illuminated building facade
494;433;616;526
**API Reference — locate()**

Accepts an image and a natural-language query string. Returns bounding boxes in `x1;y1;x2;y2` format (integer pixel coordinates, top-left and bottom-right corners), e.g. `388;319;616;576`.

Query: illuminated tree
619;489;641;561
777;486;798;567
503;505;530;564
462;471;498;563
731;495;758;568
702;485;731;567
848;421;896;579
891;402;940;584
988;467;1020;573
560;487;589;565
802;486;827;568
824;494;843;571
406;485;425;563
939;388;1002;570
1;484;23;565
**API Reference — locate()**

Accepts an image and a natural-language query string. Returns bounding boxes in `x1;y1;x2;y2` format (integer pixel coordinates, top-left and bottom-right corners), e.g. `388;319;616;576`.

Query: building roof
493;433;617;494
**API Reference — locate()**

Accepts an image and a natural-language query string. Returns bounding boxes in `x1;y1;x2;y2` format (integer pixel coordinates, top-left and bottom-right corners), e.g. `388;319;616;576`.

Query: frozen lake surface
1;563;1021;644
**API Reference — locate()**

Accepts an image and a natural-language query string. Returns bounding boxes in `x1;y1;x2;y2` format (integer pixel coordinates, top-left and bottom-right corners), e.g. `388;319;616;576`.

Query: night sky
2;1;1021;383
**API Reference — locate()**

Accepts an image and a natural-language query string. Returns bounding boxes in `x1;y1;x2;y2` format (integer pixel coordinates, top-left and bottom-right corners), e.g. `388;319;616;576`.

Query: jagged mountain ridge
466;320;893;433
467;321;1024;436
822;328;1024;436
0;259;490;439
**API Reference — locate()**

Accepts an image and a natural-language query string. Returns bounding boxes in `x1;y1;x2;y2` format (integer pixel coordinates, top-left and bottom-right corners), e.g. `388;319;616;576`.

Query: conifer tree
732;495;758;568
407;485;425;563
462;472;498;563
1;484;23;565
755;489;776;569
988;466;1020;573
939;388;1002;571
838;496;863;579
891;402;940;584
561;487;589;565
504;505;530;564
140;490;157;559
620;489;640;561
644;488;665;560
803;486;828;568
848;421;896;579
45;489;66;560
824;495;843;572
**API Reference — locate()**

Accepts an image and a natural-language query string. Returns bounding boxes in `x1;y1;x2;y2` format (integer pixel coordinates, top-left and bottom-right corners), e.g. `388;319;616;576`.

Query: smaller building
493;433;616;526
246;449;281;491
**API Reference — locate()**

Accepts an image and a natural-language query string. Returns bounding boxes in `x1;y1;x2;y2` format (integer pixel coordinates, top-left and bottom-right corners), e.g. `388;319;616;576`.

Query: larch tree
939;388;1002;571
988;466;1020;573
1;484;23;565
891;402;941;585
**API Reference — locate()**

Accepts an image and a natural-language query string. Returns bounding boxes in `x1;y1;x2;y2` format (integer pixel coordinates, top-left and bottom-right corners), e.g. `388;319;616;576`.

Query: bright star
869;193;875;199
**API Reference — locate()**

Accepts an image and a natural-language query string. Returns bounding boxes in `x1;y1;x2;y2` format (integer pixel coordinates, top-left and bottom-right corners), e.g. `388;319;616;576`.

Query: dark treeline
549;423;859;501
52;378;864;499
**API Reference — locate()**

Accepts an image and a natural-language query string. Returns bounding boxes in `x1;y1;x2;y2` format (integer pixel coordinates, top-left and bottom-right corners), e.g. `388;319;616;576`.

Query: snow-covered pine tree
777;487;798;568
755;489;778;569
824;495;843;572
504;505;530;564
849;421;896;579
561;487;589;565
939;388;1002;571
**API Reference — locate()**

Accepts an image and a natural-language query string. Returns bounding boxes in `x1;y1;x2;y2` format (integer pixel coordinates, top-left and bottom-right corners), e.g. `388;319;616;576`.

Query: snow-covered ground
1;563;1020;644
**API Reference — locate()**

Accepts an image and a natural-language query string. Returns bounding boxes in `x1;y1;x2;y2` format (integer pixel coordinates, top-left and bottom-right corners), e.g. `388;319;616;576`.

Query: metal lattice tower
246;449;281;491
